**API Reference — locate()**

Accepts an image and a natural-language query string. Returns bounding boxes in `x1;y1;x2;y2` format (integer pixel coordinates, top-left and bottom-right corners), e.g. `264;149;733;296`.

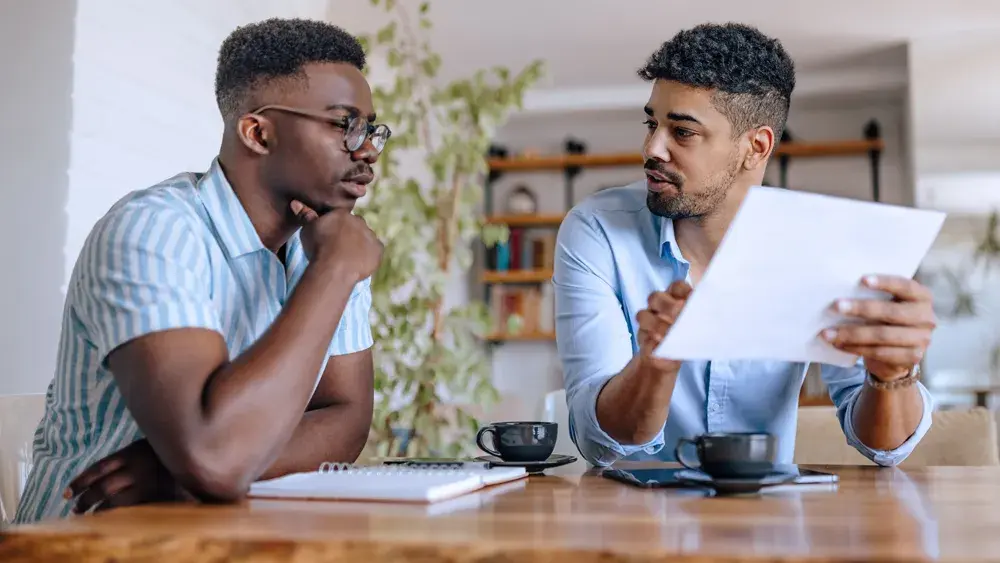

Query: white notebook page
248;464;527;503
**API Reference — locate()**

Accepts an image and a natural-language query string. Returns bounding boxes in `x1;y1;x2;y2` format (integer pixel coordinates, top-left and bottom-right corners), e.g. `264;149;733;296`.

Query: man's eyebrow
666;112;703;125
644;106;703;126
326;104;376;121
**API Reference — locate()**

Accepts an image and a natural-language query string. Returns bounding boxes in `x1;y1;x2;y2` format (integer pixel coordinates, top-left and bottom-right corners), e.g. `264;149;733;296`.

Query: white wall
908;31;1000;178
482;93;909;420
0;0;77;394
906;33;1000;400
0;0;332;394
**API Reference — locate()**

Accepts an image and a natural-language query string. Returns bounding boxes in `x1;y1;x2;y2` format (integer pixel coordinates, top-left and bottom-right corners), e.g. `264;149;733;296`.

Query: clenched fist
290;200;383;282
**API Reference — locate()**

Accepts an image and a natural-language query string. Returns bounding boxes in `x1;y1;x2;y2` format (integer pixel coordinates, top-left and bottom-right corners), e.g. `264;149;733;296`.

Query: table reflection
567;463;940;560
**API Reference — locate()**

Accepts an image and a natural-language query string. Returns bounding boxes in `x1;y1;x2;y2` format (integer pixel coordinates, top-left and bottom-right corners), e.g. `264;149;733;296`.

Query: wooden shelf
798;395;834;407
777;139;883;158
482;269;552;284
488;152;641;171
484;214;565;227
485;331;556;342
486;140;885;172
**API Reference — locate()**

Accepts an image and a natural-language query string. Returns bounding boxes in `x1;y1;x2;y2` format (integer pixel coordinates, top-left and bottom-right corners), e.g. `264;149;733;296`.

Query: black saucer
675;470;797;495
474;454;577;473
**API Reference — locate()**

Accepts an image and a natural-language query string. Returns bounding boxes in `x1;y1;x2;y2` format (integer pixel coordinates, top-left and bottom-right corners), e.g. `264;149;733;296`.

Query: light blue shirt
553;181;932;468
15;159;373;523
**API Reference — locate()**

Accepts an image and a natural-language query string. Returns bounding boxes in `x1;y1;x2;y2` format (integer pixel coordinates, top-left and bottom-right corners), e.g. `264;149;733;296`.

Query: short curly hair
214;18;366;121
638;23;795;139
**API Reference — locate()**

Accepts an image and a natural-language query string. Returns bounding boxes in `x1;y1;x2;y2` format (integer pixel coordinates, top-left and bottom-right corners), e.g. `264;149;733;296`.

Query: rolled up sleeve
327;276;374;356
553;210;665;466
822;360;934;466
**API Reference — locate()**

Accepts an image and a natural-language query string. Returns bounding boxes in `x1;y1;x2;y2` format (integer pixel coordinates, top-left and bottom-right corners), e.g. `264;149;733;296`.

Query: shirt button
711;403;721;412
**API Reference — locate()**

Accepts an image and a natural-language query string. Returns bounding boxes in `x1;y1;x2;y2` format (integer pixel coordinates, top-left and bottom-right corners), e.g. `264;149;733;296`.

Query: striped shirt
15;159;373;523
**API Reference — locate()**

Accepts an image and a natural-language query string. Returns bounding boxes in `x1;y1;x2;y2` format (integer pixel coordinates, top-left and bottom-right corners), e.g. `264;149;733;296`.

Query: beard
646;155;741;220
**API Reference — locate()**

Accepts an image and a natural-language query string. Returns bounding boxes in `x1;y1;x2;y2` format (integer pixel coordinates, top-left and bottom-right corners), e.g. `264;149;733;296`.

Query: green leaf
420;53;442;78
376;21;397;44
357;35;371;54
386;48;402;68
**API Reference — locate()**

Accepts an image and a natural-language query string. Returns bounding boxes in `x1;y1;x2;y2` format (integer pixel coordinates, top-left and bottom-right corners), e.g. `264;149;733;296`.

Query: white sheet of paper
653;186;946;367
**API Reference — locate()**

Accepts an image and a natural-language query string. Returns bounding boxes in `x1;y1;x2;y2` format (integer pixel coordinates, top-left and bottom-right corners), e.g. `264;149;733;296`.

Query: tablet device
601;465;838;488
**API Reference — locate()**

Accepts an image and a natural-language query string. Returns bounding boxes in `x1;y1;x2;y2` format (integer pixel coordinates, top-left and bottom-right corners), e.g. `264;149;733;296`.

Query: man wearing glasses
15;18;390;522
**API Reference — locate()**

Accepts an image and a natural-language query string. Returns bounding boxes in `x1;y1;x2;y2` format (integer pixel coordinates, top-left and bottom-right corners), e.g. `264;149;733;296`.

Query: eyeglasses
250;104;392;153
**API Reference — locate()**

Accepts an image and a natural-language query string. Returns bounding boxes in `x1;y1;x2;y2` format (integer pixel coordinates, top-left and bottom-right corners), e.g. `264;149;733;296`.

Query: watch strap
865;364;921;390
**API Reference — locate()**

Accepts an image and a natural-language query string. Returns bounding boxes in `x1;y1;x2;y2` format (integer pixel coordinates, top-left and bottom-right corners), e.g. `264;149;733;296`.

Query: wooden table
2;463;1000;562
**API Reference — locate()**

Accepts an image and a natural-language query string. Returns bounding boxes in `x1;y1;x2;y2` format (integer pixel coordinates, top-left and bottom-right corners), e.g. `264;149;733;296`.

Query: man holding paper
554;23;936;468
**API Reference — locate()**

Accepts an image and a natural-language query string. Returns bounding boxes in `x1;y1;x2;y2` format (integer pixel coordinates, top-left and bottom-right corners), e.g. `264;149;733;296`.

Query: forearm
187;260;358;492
850;377;924;451
258;402;372;480
595;357;678;445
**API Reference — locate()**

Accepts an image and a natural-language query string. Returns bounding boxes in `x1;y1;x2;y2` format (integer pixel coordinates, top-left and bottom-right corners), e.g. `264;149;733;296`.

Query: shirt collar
658;215;687;265
197;158;267;259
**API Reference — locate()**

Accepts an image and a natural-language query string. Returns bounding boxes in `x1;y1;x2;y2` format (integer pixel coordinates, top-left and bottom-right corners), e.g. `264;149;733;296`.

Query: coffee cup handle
476;426;502;457
674;438;701;471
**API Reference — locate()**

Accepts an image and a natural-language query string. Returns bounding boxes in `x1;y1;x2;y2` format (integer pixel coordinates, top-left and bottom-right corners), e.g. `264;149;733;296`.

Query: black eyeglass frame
250;104;391;153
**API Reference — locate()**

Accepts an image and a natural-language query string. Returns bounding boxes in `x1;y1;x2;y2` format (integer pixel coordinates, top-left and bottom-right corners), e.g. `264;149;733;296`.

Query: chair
794;406;1000;466
0;393;46;525
540;389;578;456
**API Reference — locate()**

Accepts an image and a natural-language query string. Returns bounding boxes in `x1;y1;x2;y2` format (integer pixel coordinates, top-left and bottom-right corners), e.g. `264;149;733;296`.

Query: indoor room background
3;0;1000;426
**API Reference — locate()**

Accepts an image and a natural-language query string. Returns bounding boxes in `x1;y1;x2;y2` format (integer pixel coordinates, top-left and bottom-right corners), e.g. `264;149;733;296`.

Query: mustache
343;164;374;180
644;159;683;186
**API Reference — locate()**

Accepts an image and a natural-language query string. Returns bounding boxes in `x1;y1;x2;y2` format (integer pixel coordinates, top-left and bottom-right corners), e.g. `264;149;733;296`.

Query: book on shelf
487;228;556;271
490;283;554;336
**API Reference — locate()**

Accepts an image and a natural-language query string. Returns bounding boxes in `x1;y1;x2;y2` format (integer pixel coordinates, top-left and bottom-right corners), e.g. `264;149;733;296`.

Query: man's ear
237;114;271;156
742;125;775;171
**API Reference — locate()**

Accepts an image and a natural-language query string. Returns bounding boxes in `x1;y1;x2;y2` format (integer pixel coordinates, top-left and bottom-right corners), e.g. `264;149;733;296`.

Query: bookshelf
485;330;556;343
480;124;884;405
798;395;834;407
481;269;553;284
484;214;565;227
484;139;884;171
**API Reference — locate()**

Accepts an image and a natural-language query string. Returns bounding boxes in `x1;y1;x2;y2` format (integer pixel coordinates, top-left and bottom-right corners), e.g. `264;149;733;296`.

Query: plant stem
410;379;437;454
395;3;435;152
432;171;464;339
384;414;396;457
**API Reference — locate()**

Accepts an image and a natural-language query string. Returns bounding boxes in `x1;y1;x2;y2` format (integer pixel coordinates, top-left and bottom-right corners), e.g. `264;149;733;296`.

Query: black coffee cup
674;432;777;479
476;421;557;462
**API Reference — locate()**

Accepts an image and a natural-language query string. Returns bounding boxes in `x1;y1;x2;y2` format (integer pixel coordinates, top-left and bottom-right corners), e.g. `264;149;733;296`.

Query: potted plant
355;0;543;458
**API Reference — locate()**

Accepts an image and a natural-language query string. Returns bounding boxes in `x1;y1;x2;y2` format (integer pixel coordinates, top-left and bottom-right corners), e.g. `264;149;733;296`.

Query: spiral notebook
248;462;528;503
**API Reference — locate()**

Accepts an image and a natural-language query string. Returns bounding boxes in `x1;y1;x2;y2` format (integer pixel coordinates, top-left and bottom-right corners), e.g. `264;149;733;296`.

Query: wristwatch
865;364;921;390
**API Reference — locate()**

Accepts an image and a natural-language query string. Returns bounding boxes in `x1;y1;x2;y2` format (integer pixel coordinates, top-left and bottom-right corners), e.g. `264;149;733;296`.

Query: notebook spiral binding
317;462;475;475
318;462;355;472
